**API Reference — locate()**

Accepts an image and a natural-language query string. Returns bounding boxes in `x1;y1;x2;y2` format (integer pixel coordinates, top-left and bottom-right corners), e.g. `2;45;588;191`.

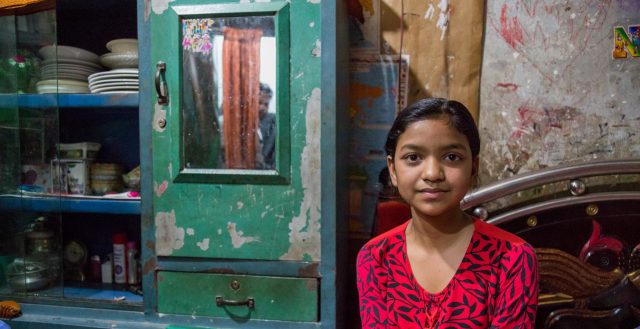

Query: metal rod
485;192;640;226
462;159;640;209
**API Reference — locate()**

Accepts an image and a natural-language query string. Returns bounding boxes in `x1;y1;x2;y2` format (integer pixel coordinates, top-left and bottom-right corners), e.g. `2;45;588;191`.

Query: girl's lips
418;188;446;199
419;187;445;193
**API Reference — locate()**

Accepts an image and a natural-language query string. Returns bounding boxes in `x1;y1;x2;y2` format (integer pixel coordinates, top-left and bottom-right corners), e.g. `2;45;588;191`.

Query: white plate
89;76;138;82
39;45;100;63
42;62;101;70
89;75;139;85
90;88;139;94
41;71;98;77
90;85;139;93
100;52;138;69
94;90;139;94
37;79;89;87
41;66;100;75
37;85;91;94
89;73;138;84
41;71;88;77
89;80;139;89
88;68;138;77
41;58;103;70
41;73;89;81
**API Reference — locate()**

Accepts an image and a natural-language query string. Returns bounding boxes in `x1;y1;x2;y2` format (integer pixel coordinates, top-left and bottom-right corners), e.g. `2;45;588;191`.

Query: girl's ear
387;155;398;187
471;156;479;187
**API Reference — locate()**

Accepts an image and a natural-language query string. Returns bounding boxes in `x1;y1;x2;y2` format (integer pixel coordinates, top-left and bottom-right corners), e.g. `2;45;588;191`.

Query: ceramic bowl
100;52;138;69
106;38;138;54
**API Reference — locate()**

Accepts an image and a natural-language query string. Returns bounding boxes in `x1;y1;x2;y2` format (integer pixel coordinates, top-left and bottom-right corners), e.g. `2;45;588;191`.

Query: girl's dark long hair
384;98;480;159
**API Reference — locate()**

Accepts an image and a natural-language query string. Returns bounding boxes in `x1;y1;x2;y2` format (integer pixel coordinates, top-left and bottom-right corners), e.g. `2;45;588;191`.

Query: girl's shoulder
358;222;408;257
474;218;527;245
470;218;537;273
473;217;534;252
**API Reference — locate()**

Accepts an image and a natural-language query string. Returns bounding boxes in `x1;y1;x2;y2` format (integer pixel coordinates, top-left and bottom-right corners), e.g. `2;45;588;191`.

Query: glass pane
0;7;63;299
181;15;277;170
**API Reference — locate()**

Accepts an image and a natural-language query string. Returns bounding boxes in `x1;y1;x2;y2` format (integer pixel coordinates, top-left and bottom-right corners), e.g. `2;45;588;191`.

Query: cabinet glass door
1;1;142;308
151;0;322;261
0;5;64;299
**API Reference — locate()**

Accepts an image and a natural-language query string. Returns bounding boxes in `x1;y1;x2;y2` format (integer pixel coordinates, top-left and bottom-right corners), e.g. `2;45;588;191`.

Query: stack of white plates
36;79;90;94
38;45;104;86
88;68;139;94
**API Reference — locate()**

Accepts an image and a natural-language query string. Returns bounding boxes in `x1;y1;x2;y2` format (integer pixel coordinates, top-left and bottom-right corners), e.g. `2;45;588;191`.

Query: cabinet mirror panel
181;16;276;171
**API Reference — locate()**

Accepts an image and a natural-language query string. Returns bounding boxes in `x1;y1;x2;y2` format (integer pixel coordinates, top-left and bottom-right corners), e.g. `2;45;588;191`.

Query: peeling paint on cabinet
151;0;174;14
280;88;322;261
227;221;260;248
154;180;168;197
155;210;185;255
196;238;210;251
312;39;321;57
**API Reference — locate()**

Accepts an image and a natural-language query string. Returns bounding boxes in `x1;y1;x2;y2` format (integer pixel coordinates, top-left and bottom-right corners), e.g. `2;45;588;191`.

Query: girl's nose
421;158;444;182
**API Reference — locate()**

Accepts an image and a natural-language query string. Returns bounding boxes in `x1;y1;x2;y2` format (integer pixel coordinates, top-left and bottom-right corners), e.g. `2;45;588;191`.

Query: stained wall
479;1;639;183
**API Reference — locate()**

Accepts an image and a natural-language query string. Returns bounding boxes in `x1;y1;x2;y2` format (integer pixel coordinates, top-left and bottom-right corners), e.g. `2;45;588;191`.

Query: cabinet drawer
157;272;318;322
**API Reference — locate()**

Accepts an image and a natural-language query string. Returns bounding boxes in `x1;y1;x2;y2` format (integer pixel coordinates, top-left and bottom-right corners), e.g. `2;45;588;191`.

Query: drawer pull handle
216;296;255;309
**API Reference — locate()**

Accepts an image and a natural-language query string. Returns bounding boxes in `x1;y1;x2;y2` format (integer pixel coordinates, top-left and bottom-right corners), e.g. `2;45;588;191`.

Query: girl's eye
444;153;462;162
402;153;420;163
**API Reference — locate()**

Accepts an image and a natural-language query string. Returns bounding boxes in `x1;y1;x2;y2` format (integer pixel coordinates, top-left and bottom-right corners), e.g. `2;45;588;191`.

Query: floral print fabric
357;218;538;328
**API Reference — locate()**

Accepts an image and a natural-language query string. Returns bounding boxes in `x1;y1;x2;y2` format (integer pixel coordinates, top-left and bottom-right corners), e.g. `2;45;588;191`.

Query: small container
56;142;101;159
50;159;91;195
91;163;125;195
21;164;50;191
90;255;101;282
101;259;112;284
126;241;138;285
112;233;127;284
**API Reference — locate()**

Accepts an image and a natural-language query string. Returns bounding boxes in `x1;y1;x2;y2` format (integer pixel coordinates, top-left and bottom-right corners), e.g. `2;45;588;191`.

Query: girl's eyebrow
441;142;468;151
398;143;421;151
399;142;468;152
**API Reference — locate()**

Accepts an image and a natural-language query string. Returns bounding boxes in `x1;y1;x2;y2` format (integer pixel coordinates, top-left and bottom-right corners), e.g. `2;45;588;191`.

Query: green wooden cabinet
143;0;349;328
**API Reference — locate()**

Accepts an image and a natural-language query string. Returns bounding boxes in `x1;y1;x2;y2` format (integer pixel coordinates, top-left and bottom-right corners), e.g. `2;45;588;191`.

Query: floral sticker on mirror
182;18;214;54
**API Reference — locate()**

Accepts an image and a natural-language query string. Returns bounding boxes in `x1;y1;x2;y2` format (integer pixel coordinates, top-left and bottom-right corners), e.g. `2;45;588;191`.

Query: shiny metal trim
485;192;640;226
462;159;640;210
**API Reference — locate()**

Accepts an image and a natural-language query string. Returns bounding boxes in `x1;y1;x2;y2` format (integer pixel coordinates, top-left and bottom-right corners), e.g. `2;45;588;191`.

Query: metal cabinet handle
155;61;168;105
216;296;255;309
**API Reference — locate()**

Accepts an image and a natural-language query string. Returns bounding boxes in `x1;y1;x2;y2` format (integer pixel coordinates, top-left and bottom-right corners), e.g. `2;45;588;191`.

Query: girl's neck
407;210;473;250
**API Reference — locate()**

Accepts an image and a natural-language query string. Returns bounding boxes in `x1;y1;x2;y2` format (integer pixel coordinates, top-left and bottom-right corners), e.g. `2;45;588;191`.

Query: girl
357;98;538;328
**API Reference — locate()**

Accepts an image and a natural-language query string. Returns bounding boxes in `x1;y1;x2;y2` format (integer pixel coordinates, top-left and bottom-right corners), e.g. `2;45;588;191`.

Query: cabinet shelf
0;194;140;214
0;93;138;108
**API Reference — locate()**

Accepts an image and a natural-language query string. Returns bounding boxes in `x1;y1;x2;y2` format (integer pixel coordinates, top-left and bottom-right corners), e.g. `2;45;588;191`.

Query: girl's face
387;117;478;220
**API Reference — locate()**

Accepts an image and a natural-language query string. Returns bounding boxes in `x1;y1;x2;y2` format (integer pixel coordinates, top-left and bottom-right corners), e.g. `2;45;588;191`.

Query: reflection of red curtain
222;27;262;169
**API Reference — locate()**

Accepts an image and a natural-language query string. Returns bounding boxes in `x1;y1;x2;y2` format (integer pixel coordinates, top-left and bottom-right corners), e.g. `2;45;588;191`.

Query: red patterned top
357;218;538;328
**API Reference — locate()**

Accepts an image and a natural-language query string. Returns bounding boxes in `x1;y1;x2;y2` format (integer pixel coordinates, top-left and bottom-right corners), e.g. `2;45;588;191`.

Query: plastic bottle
112;233;127;284
101;258;112;283
126;241;139;284
90;254;101;282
